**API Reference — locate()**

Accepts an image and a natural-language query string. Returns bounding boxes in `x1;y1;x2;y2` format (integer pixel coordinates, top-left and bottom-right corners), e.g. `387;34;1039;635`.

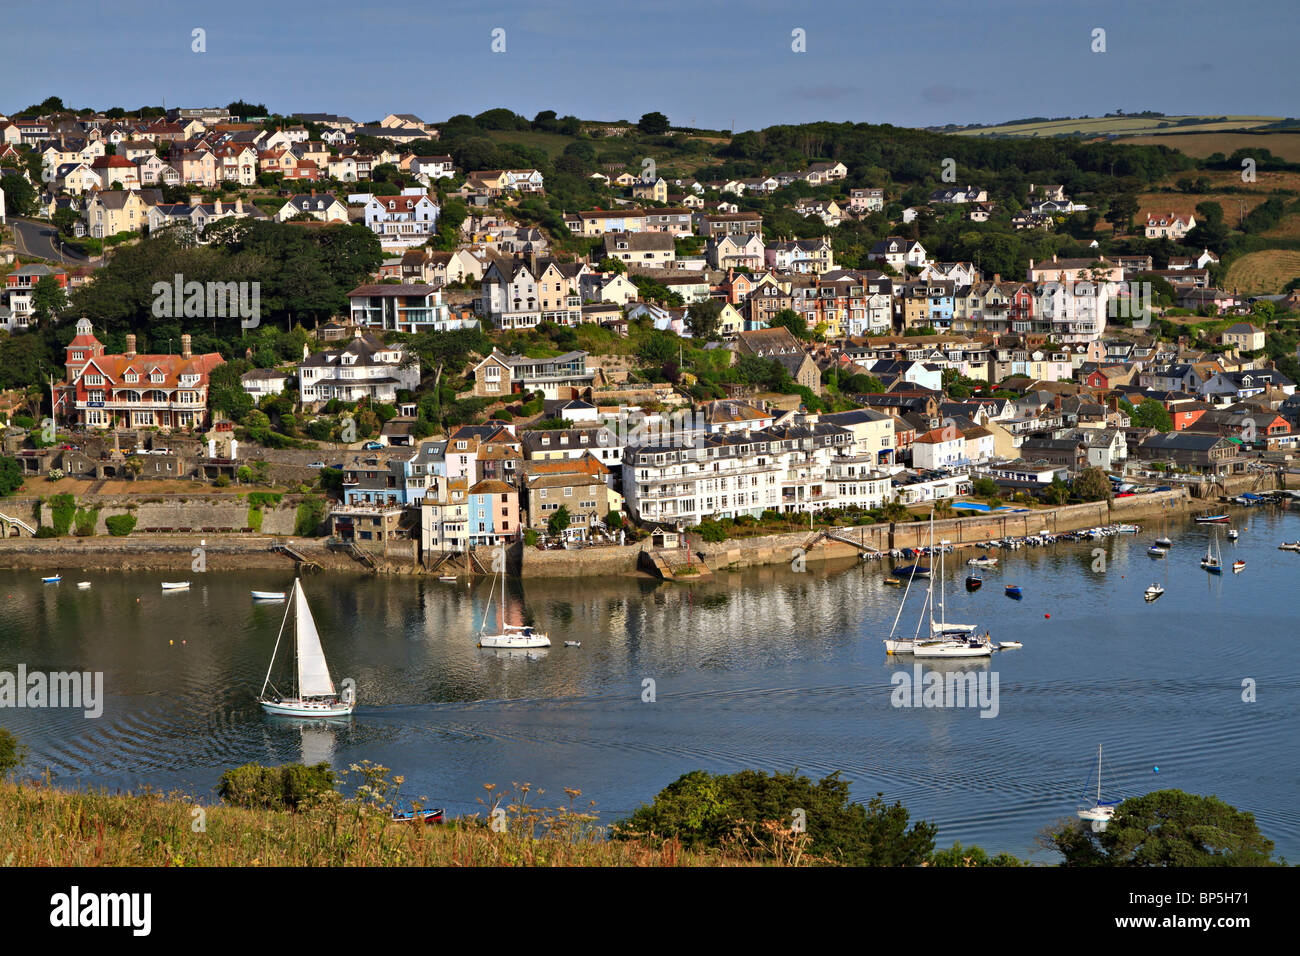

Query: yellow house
632;177;668;202
84;189;149;237
717;302;746;336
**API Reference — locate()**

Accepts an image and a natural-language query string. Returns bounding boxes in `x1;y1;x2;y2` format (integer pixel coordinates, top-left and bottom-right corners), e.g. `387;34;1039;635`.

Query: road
9;217;90;265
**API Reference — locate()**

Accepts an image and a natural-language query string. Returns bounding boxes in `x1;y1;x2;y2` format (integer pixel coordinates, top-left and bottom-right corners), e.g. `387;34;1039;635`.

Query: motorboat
1144;583;1164;602
965;575;983;592
564;640;581;647
41;575;61;584
1004;584;1023;599
891;563;929;578
1195;514;1230;524
1279;542;1300;552
1232;560;1246;573
1227;529;1239;541
1148;545;1167;558
967;555;998;568
996;641;1023;650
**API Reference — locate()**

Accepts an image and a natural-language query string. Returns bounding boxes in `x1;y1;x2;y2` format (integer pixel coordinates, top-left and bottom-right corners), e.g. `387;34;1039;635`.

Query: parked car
307;461;326;469
363;441;383;451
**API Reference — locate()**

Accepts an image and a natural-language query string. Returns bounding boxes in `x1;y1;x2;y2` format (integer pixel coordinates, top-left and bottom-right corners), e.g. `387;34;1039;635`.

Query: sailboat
914;524;992;658
1155;515;1172;549
259;580;355;718
478;555;550;649
1200;531;1222;574
1077;744;1120;830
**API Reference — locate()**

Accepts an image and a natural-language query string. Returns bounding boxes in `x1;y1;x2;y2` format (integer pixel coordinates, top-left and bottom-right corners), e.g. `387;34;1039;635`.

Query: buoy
1044;613;1050;619
169;640;174;645
1153;766;1159;774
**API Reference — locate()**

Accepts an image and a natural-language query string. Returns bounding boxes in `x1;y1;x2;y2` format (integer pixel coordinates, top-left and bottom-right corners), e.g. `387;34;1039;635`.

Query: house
240;369;291;399
470;350;595;399
56;320;223;430
1138;431;1240;474
696;212;763;238
707;233;764;271
912;427;966;470
868;237;927;272
848;187;885;214
298;333;420;405
1144;212;1197;240
765;238;834;274
1220;322;1265;352
89;154;140;189
275;191;347;222
358;189;439;249
83;189;150;237
929;185;988;204
733;327;821;394
631;177;668;202
525;472;620;537
346;284;477;333
603;230;676;268
410;154;455;180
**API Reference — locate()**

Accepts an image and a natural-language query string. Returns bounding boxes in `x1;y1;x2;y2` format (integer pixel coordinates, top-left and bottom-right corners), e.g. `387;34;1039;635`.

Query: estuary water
2;507;1298;862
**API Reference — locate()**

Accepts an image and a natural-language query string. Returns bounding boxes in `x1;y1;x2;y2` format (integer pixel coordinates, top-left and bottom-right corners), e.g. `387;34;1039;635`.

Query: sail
294;583;336;697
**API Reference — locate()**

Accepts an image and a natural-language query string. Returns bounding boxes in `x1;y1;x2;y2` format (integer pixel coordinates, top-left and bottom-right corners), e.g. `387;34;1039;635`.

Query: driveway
10;217;90;265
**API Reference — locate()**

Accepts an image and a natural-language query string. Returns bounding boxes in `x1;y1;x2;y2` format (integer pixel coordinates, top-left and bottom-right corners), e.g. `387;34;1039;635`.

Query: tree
547;505;571;537
768;308;811;340
0;727;25;777
597;256;626;274
637;112;670;135
1050;789;1278;866
1043;476;1070;505
1105;193;1140;234
30;274;65;322
1072;467;1113;502
0;173;37;217
613;769;938;866
686;297;722;339
972;476;998;499
1126;398;1173;432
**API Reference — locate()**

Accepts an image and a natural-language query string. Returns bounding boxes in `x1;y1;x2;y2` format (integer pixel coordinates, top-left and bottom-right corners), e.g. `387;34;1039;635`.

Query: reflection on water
1;508;1298;861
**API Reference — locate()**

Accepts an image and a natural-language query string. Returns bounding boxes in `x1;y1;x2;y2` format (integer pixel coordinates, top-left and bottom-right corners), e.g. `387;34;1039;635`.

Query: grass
0;776;754;867
1223;249;1300;294
1114;131;1300;162
950;115;1281;138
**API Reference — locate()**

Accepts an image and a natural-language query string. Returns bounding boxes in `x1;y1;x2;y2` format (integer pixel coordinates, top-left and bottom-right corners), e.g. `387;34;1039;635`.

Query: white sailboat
914;521;993;658
1077;744;1120;830
1200;531;1223;574
477;556;550;649
259;580;355;718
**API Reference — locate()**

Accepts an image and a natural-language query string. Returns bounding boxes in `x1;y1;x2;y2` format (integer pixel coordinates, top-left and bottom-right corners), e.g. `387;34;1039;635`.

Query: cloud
921;84;974;104
793;84;859;101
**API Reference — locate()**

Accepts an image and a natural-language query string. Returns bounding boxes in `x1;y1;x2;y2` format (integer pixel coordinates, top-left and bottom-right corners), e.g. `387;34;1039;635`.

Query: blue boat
892;564;930;577
1005;584;1023;599
41;575;61;584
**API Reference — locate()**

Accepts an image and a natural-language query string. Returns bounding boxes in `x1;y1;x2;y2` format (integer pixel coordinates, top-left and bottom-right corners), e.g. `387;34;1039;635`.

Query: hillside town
2;100;1299;570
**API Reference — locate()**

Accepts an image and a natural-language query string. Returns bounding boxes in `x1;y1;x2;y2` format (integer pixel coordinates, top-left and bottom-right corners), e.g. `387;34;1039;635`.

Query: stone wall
6;493;318;536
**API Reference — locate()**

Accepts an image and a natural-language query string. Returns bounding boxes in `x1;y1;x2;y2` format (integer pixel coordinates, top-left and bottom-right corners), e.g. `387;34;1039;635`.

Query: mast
292;579;300;698
1097;744;1103;804
260;583;292;699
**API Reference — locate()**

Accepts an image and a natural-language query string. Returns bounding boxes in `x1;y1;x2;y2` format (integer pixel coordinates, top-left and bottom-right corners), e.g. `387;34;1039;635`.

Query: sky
3;0;1296;132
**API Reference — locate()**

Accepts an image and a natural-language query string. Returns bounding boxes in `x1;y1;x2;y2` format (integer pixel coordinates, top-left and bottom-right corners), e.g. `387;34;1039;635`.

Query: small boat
967;555;998;568
1155;536;1173;548
1004;585;1022;599
161;581;190;591
1201;532;1223;574
41;575;61;584
1115;524;1141;534
1195;514;1230;524
1279;542;1300;552
997;641;1023;650
1232;560;1246;573
1148;544;1167;557
251;590;286;601
883;577;903;587
965;575;983;592
564;640;581;647
76;581;91;589
1144;583;1164;602
390;807;445;825
1227;529;1239;541
259;580;355;718
478;561;550;649
438;575;458;582
891;564;929;578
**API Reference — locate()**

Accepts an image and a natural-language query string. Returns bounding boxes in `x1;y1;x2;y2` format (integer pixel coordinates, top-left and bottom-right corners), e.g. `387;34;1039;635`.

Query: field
1223;249;1300;294
947;115;1281;138
1115;132;1300;162
484;128;728;176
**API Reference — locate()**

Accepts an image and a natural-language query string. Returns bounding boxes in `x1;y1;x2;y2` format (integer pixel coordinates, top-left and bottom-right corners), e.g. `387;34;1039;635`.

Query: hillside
940;114;1285;138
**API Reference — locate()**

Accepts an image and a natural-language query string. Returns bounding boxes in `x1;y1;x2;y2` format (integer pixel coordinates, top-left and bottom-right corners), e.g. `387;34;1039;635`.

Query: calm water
2;507;1298;861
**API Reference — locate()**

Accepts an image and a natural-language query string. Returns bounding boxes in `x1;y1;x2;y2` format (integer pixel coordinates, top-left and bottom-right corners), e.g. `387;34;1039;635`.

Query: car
307;461;326;469
363;441;383;451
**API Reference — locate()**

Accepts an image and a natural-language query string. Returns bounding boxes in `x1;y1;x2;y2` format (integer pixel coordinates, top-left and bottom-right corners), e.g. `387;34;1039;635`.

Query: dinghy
161;581;190;590
1004;584;1023;599
76;581;91;589
390;807;444;825
564;640;581;647
251;590;287;601
1147;545;1167;558
41;575;61;584
965;575;982;592
1232;560;1246;573
996;641;1023;649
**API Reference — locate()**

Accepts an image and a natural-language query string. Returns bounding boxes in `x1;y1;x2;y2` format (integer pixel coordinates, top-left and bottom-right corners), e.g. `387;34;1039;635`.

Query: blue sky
4;0;1295;131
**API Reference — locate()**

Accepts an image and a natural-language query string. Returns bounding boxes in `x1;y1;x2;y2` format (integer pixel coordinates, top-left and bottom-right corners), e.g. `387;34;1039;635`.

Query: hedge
105;514;137;537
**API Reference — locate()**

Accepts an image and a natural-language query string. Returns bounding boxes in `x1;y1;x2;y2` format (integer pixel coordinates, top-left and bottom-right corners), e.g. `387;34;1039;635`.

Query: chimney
993;273;1000;283
1054;394;1062;411
124;334;136;358
181;334;192;359
235;197;243;213
214;199;222;214
1052;253;1058;263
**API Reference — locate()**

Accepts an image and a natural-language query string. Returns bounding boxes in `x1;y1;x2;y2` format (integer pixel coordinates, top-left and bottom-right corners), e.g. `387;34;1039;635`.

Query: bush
524;528;539;547
217;762;336;811
0;728;25;777
73;507;99;537
49;494;76;536
104;514;137;537
213;474;231;488
294;497;327;536
35;526;57;538
696;518;727;543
